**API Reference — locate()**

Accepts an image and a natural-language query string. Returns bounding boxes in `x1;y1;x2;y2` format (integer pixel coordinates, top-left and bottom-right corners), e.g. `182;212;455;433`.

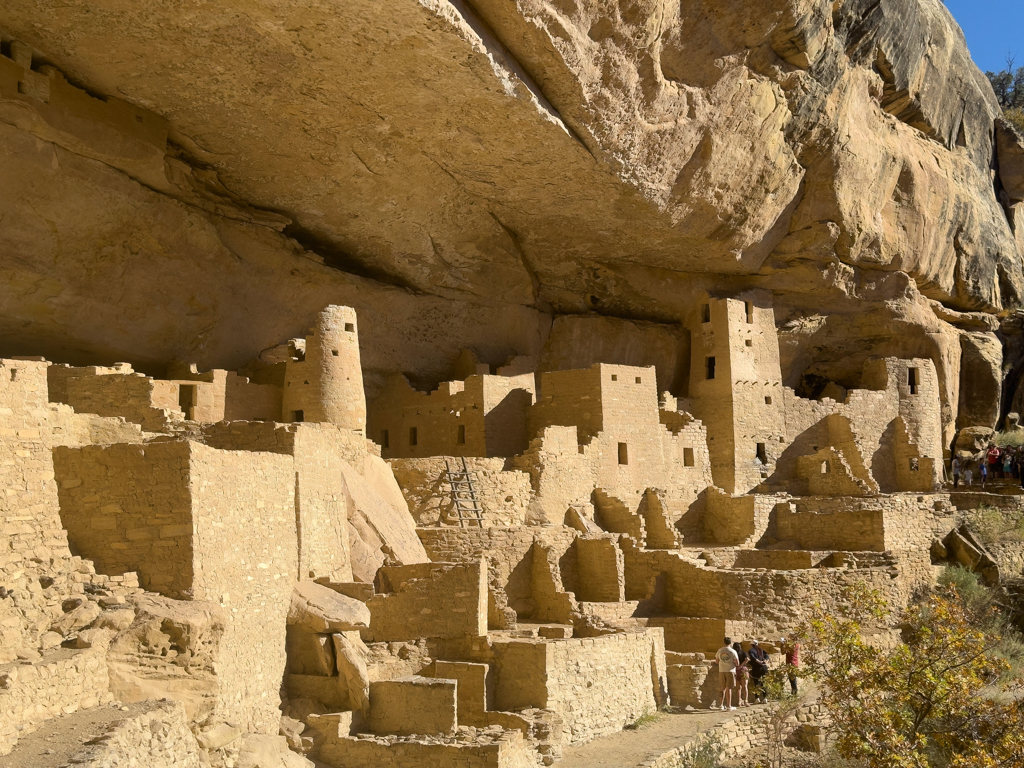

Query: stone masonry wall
367;560;488;641
187;441;297;733
416;527;579;619
0;645;113;755
54;441;196;596
391;457;533;527
66;700;203;768
491;630;665;745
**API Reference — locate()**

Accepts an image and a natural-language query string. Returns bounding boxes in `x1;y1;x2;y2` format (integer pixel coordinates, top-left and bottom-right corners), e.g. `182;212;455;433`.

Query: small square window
345;323;355;332
635;376;642;384
292;410;304;422
332;350;339;356
765;396;772;405
745;339;753;347
683;447;694;467
611;374;618;381
618;443;628;465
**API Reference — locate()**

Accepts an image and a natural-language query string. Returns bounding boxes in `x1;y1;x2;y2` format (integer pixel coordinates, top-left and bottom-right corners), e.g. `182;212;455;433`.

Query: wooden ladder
444;457;484;528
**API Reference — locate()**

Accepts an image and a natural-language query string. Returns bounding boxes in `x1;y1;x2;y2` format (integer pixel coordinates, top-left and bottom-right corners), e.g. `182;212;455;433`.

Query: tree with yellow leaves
797;578;1024;767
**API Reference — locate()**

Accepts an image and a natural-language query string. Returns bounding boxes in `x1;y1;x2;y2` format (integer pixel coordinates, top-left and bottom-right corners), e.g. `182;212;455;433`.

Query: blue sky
944;0;1024;73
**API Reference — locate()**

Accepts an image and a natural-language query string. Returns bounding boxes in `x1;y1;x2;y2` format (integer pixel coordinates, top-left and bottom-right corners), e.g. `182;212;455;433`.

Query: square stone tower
686;292;786;494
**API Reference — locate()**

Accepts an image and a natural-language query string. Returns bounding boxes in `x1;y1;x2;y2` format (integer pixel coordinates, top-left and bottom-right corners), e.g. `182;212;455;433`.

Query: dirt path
558;703;766;768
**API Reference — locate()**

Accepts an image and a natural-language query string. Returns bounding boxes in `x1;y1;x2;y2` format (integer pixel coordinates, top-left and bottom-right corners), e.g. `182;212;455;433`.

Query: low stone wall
367;561;488;641
0;646;113;755
492;629;666;746
64;699;203;767
646;699;826;766
319;729;536;768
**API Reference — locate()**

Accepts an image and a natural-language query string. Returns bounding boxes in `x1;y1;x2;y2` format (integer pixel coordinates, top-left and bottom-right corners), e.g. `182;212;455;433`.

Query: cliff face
1;0;1023;436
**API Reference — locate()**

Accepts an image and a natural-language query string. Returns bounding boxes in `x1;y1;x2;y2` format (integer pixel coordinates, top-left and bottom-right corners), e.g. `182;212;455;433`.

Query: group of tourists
951;443;1024;489
711;636;800;710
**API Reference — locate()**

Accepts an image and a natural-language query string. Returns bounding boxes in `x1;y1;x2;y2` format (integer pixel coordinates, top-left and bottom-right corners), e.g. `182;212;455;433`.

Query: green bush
961;504;1024;545
677;734;722;768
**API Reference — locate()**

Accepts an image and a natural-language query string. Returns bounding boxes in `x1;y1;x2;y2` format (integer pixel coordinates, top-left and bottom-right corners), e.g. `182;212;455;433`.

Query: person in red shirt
781;637;800;695
988;444;1002;479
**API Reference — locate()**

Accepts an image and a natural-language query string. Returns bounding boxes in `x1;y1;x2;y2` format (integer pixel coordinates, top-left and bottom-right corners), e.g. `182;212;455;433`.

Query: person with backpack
747;640;769;703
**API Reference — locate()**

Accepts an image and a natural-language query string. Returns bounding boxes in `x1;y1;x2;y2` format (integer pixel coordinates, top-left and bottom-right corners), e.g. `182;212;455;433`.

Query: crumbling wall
61;370;173;430
54;438;297;733
366;560;488;641
54;441;195;596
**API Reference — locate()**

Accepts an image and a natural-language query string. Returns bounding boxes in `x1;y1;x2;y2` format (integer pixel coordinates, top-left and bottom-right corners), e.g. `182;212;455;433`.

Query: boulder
333;631;370;715
51;601;101;635
288;581;370;634
235;733;314;768
956;332;1002;431
954;427;994;455
196;722;243;751
340;460;428;583
285;626;336;677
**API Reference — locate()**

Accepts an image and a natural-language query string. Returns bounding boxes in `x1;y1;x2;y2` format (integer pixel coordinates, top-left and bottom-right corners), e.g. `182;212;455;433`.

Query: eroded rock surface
0;0;1021;411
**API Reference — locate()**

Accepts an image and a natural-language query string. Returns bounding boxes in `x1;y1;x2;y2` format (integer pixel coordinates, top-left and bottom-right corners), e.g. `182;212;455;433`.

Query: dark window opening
178;385;196;420
683;447;695;467
908;367;919;395
755;442;767;464
618;443;629;465
635;376;642;384
457;425;466;444
706;357;716;380
702;304;711;323
9;368;17;381
409;427;418;446
745;339;753;347
765;396;773;405
611;374;618;381
345;323;355;332
745;301;754;323
381;430;389;448
292;410;304;422
331;350;339;356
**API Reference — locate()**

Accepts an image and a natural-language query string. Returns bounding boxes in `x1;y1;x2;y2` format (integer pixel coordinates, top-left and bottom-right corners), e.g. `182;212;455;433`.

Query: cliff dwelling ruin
4;1;1024;766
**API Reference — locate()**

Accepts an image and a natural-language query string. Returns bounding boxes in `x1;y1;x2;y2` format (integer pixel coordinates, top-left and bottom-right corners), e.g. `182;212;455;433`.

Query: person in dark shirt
747;640;769;703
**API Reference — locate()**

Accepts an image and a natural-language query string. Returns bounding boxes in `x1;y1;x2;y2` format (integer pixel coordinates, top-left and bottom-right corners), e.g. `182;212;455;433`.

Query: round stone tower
284;305;366;431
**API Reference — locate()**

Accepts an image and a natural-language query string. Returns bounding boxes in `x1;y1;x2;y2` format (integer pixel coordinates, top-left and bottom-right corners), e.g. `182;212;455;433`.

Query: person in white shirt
711;636;740;711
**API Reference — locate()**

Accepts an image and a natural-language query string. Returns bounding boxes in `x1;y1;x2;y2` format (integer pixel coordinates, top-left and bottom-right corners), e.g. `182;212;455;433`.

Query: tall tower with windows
282;305;366;432
685;291;786;493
